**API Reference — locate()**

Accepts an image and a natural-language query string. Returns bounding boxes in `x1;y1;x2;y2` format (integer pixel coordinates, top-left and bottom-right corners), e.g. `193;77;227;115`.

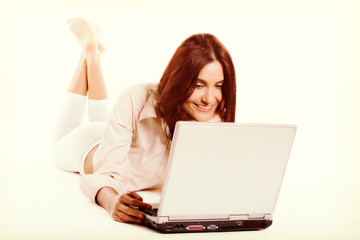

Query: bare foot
98;41;106;52
67;18;103;53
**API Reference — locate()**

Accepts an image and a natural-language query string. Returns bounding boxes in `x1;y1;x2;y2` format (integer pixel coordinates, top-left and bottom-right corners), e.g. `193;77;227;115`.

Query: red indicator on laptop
186;225;205;231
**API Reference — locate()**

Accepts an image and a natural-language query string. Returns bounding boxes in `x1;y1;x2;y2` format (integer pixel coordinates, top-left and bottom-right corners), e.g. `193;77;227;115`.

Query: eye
216;83;224;88
195;83;204;88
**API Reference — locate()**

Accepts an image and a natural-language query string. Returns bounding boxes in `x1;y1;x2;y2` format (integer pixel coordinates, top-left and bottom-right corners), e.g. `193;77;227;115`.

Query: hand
108;191;152;224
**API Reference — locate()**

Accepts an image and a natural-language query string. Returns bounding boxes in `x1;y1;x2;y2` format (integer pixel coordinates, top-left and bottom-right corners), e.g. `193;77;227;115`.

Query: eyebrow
196;79;225;85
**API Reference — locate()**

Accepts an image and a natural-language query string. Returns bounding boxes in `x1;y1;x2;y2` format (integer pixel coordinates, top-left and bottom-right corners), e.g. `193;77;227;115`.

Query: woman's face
182;60;224;122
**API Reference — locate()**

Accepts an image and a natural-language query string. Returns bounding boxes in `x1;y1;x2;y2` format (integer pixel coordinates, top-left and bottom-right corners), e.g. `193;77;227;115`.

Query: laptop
139;121;297;233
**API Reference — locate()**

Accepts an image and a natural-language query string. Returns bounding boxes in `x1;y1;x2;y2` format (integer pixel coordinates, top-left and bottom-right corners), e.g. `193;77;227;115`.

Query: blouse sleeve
80;85;145;203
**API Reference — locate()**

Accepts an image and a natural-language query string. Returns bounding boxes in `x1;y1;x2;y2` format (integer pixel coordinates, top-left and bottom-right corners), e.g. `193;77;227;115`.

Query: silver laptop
140;121;297;233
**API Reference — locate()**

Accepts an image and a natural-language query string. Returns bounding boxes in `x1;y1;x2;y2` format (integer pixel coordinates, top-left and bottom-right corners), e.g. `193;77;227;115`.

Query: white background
0;0;359;239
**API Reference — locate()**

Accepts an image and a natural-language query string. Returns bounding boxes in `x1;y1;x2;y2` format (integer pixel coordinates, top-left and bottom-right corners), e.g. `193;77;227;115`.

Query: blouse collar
139;85;158;122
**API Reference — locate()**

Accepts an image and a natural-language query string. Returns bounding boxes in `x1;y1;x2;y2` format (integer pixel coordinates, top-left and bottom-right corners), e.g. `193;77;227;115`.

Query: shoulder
117;83;157;105
122;83;157;100
113;83;158;115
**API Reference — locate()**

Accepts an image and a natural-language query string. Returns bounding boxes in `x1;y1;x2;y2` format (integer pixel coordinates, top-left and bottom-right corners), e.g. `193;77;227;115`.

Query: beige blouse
80;83;170;202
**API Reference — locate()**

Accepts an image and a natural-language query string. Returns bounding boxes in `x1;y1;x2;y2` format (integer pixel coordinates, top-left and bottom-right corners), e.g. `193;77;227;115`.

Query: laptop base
142;218;273;233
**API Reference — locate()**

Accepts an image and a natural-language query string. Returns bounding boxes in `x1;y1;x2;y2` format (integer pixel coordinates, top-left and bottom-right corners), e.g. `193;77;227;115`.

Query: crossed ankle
84;42;99;53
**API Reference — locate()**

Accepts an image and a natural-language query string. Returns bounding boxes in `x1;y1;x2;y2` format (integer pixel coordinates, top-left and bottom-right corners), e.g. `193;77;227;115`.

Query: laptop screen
158;122;296;220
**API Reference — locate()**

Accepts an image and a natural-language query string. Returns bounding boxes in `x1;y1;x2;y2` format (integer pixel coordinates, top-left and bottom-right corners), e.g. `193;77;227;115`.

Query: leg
52;21;92;142
53;19;110;174
67;19;110;174
67;53;87;96
67;18;109;101
52;122;106;174
52;53;88;143
83;53;110;174
86;53;108;100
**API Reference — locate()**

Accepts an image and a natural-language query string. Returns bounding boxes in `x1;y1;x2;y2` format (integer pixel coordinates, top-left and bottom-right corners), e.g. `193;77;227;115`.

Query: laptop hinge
264;214;273;220
249;214;266;219
158;217;169;224
229;214;273;220
229;215;249;220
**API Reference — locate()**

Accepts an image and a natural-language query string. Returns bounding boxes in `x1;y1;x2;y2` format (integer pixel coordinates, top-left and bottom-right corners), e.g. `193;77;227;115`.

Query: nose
202;88;216;105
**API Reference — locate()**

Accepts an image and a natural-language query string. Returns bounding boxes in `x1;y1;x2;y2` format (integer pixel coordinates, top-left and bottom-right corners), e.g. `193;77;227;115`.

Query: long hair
155;33;236;138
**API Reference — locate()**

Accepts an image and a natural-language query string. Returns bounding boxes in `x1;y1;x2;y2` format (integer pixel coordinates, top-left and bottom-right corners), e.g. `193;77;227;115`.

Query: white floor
1;143;359;240
1;1;359;239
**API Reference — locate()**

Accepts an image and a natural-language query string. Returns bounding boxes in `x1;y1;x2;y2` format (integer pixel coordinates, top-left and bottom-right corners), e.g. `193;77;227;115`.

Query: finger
120;194;152;209
112;213;129;223
111;210;127;223
115;211;143;224
128;191;143;201
119;204;145;219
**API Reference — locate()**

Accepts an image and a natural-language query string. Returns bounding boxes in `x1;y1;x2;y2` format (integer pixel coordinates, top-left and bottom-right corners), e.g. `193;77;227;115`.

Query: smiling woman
51;19;237;224
155;33;236;137
182;60;225;122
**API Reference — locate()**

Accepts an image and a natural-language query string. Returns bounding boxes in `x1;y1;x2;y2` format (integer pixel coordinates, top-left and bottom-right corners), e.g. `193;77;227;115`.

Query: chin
192;114;216;122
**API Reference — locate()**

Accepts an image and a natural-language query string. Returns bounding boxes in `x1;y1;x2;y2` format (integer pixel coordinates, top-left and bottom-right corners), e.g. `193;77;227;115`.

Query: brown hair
155;33;236;138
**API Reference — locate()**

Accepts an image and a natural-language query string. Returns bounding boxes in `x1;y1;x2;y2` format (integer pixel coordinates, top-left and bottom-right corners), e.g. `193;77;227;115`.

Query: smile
193;103;214;112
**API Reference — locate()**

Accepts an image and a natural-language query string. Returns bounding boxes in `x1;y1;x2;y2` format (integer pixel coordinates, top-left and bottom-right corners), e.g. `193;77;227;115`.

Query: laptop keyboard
141;207;158;216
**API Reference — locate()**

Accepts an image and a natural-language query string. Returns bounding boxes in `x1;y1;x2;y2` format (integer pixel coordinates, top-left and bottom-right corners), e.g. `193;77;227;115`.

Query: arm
96;187;152;223
80;85;152;223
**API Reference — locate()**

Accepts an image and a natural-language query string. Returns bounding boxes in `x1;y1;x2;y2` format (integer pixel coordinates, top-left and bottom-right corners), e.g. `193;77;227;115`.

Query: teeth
195;104;212;110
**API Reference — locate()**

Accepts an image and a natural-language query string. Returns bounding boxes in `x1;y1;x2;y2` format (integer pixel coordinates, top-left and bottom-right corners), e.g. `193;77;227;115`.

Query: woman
52;18;236;224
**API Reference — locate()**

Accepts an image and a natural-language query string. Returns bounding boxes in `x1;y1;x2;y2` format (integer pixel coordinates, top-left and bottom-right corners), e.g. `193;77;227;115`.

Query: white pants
51;92;110;175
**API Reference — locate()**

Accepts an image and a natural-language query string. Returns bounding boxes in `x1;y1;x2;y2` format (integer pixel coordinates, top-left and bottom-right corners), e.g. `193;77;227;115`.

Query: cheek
186;90;201;103
216;90;223;102
182;98;194;113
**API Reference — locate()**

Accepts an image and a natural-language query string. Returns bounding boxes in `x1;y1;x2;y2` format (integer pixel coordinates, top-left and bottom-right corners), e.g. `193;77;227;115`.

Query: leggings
51;92;110;175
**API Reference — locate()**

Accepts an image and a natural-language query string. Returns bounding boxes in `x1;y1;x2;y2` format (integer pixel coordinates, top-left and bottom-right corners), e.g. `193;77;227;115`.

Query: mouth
193;103;214;112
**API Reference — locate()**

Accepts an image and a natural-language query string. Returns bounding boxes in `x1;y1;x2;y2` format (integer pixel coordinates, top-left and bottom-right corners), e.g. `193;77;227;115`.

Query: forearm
96;186;118;212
